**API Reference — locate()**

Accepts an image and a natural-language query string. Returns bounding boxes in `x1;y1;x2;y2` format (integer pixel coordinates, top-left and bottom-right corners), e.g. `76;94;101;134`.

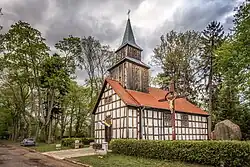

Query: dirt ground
0;141;84;167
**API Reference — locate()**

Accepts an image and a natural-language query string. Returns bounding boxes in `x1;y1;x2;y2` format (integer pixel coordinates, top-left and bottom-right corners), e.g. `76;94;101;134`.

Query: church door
104;115;112;143
105;125;112;143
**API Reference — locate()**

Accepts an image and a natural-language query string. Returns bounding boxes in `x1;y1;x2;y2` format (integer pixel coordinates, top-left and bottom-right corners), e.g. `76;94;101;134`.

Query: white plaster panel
176;135;180;140
148;128;153;135
128;109;133;116
121;108;125;117
178;121;181;127
123;129;127;138
155;136;159;140
188;115;192;120
133;110;137;117
117;109;121;117
104;104;108;111
113;110;117;118
148;110;152;117
164;128;168;134
154;119;158;125
112;119;116;128
133;118;137;127
117;119;120;128
153;111;158;118
177;113;181;119
154;128;158;134
148;118;153;126
116;101;120;108
177;128;181;134
117;129;120;138
129;129;133;138
129;117;133;127
149;136;153;140
133;129;137;138
182;135;185;140
169;127;172;134
159;119;162;126
120;118;123;128
182;128;185;134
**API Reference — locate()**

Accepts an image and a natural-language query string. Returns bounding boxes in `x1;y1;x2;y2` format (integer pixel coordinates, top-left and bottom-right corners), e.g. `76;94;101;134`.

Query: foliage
61;137;94;146
111;139;250;167
214;1;250;138
92;143;102;150
75;153;210;167
152;30;202;103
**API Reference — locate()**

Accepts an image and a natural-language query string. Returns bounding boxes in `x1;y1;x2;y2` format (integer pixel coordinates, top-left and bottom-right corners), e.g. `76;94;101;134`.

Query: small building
92;17;209;144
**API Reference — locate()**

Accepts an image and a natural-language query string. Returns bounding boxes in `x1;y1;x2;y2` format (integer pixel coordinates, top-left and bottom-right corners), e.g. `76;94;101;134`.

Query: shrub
62;138;94;147
110;139;250;167
81;138;94;145
93;143;102;150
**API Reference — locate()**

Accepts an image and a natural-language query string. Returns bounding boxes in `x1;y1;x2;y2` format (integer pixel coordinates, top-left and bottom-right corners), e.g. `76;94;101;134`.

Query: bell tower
108;14;150;93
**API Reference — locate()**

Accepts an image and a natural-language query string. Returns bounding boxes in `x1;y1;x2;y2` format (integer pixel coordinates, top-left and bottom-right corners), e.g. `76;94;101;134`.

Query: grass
75;153;211;167
29;143;71;152
29;143;90;152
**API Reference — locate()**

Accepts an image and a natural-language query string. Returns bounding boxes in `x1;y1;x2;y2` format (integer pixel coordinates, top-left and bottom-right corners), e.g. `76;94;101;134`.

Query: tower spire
115;11;142;52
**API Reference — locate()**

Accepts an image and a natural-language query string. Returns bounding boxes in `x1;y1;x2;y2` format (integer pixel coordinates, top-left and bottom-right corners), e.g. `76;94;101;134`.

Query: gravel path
0;142;84;167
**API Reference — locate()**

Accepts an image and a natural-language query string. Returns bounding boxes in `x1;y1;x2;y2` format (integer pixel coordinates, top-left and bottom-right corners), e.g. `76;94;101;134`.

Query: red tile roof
94;78;209;116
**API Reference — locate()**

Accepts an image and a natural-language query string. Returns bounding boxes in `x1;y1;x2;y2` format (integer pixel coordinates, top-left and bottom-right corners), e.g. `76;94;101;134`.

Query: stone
55;144;61;150
214;119;242;140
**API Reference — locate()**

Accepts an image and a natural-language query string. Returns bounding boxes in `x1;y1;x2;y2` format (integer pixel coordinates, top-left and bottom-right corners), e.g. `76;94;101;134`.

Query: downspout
139;106;146;140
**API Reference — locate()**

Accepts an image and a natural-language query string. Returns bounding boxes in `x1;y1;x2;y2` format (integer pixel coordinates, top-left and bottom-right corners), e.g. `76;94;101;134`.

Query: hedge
110;139;250;167
62;138;94;147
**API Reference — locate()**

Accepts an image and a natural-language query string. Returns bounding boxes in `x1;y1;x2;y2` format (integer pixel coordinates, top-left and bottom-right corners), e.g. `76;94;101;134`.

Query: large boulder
214;120;242;140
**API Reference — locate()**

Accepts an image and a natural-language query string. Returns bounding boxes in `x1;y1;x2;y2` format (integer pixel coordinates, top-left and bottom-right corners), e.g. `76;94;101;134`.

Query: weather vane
127;9;131;19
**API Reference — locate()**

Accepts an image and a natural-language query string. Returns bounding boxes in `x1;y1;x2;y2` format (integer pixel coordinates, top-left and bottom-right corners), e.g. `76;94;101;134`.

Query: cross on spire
127;9;131;19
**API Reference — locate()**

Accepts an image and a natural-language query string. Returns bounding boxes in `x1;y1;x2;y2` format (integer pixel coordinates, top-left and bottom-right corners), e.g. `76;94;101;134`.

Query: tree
55;35;82;76
215;1;250;139
1;21;49;140
152;30;202;103
200;21;225;114
40;53;71;143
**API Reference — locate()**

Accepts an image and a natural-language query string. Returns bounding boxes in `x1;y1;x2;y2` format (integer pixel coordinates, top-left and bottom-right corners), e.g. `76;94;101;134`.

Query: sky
0;0;243;85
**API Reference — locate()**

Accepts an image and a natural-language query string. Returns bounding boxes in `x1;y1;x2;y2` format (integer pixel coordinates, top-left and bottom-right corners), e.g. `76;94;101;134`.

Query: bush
110;139;250;167
93;143;102;150
62;138;94;147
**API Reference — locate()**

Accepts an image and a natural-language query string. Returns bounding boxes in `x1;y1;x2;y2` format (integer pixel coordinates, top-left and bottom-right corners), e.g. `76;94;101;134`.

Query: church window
181;114;189;127
164;113;172;126
104;96;112;104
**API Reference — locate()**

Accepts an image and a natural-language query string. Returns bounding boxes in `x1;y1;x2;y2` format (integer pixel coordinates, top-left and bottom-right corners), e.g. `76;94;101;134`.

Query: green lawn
75;154;211;167
29;143;71;152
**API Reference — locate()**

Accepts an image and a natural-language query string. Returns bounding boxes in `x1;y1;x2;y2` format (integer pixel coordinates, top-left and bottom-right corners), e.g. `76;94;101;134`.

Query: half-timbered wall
94;83;127;144
175;112;208;140
142;109;173;140
128;107;139;139
141;109;208;140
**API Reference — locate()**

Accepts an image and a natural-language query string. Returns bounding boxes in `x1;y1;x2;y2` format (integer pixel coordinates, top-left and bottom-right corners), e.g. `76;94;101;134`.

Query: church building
92;17;209;144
